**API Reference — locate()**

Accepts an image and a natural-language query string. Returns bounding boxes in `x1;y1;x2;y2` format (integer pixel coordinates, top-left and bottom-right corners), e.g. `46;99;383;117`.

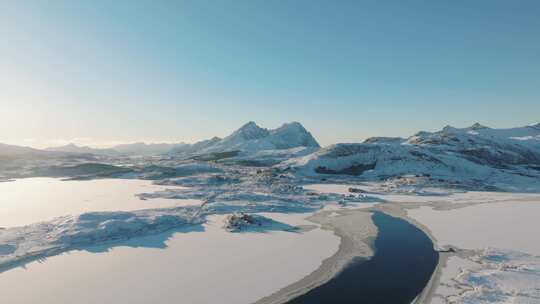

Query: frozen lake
0;178;340;303
0;178;200;228
408;199;540;255
0;213;339;304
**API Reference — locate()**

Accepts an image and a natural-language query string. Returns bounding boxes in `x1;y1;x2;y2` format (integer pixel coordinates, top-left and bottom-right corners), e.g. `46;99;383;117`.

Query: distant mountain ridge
6;121;540;186
46;142;188;156
3;121;540;190
0;143;50;157
46;143;118;155
42;121;319;157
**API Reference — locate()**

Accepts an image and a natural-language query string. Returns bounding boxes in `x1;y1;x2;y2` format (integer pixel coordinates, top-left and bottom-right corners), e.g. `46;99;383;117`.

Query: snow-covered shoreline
0;212;341;304
300;183;540;304
255;209;377;304
407;200;540;304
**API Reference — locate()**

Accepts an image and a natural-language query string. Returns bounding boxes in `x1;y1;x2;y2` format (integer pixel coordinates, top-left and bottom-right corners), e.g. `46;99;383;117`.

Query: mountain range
3;121;540;190
45;142;189;156
43;121;319;157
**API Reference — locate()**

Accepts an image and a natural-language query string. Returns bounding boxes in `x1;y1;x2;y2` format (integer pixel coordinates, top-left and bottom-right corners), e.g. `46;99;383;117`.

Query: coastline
255;198;449;304
372;202;485;304
0;213;341;304
405;198;540;303
254;209;377;304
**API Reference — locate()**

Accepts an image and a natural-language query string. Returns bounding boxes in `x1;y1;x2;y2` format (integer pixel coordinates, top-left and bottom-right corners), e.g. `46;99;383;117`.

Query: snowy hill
283;123;540;190
406;122;540;149
405;123;540;167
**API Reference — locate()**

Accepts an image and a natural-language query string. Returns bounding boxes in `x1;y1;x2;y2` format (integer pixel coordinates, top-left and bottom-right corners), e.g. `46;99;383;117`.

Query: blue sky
1;0;539;147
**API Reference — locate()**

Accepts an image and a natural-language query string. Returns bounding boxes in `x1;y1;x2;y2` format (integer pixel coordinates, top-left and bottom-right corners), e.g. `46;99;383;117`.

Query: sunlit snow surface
408;199;540;304
433;249;540;304
1;173;539;304
0;213;339;304
0;178;200;228
0;174;375;280
408;201;540;255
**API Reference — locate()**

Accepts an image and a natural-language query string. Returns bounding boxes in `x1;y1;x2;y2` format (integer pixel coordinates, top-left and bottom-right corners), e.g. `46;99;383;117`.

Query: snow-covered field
0;213;339;304
431;249;540;304
407;196;540;303
1;177;538;304
0;178;200;228
408;200;540;254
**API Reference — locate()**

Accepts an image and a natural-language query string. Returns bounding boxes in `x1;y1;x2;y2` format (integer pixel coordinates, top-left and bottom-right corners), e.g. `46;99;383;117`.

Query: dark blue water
286;212;439;304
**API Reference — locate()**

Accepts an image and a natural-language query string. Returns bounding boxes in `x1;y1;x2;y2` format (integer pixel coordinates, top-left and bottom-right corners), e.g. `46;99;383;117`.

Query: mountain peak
232;121;269;140
469;122;488;130
242;121;258;128
271;122;320;148
50;143;84;149
276;121;305;131
441;125;457;133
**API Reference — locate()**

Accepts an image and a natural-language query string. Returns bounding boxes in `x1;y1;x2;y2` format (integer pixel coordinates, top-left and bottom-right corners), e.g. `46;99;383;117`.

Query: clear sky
1;0;539;148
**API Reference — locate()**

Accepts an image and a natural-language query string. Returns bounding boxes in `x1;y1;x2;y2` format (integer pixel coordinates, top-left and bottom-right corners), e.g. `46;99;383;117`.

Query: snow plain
407;195;540;303
408;200;540;255
432;249;540;304
0;213;339;304
0;178;200;228
1;172;538;304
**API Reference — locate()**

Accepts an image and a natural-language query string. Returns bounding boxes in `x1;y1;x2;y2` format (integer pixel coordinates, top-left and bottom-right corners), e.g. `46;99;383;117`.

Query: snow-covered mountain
0;143;97;172
174;121;320;157
45;122;319;158
284;123;540;190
